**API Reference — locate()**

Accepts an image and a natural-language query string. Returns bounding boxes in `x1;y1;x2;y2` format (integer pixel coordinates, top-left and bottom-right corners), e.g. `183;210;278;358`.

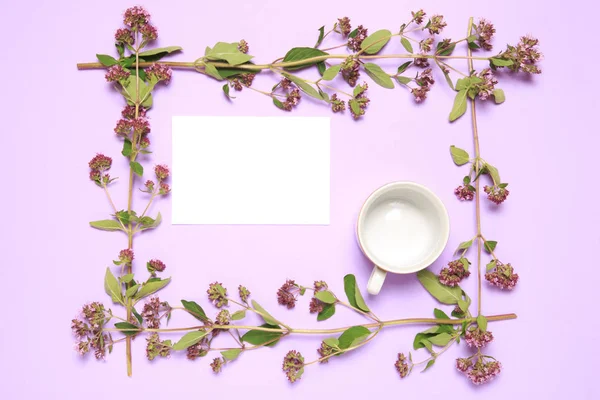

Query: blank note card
172;116;330;225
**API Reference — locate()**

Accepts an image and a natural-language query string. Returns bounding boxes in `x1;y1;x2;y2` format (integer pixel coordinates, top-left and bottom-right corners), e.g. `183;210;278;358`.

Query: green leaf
493;89;505;104
104;268;123;304
363;63;394;89
231;310;246;320
428;332;452;346
272;97;285;110
89;219;123;231
321;64;341;81
484;241;497;253
449;89;468;122
360;29;392;54
221;348;242;361
130;161;143;177
395;76;412;85
433;308;450;320
397;61;412;75
486;260;497;272
121;274;134;283
241;325;282;345
477;315;488;332
413;333;431;350
122;75;151;105
450;145;470;166
203;63;223;80
317;303;336;321
455;78;470;91
343;274;370;312
134;277;171;300
138;212;162;231
490;58;514;67
172;330;209;351
417;270;463;305
456;240;473;253
121;139;132;157
458;299;469;312
181;299;208;322
125;284;139;298
315;291;336;304
114;322;139;336
316;61;326;76
282;47;328;70
338;326;371;349
315;26;325;47
422;358;436;372
132;307;143;325
485;163;501;184
323;338;339;348
138;46;182;59
436;42;456;56
251;300;280;326
442;69;454;90
97;54;118;67
222;83;234;99
348;28;358;38
281;73;323;100
205;42;253;66
400;37;413;53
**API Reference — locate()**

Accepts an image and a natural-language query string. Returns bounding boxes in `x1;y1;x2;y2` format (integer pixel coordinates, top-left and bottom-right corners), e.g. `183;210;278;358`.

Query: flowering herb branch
74;6;540;385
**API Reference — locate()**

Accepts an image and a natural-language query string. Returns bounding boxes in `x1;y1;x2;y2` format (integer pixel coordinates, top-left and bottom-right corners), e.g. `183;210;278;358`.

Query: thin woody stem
466;17;483;316
304;325;384;366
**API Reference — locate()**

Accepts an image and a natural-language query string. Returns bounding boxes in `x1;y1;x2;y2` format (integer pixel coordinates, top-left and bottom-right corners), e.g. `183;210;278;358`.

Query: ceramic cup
357;182;450;295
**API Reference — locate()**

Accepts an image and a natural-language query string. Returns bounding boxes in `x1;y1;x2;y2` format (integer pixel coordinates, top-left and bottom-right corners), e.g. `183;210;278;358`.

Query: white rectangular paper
172;116;330;225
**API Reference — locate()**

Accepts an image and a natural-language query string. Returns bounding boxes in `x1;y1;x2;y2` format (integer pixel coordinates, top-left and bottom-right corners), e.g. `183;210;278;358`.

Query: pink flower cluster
146;63;172;84
88;154;112;186
282;350;305;383
465;327;494;348
454;185;475;201
485;261;519;290
105;65;130;83
439;259;470;287
71;302;109;360
484;184;509;204
277;279;300;309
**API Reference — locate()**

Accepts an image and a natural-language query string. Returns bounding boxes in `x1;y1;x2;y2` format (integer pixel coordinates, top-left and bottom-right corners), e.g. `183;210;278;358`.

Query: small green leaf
114;322;139;336
221;348;242;361
317;303;336;321
251;300;280;326
231;310;246;320
477;315;488;332
281;73;323;100
486;260;497;272
203;63;223;80
134;277;171;300
417;270;463;305
395;76;412;85
121;139;132;157
130;161;143;177
493;88;505;104
315;26;325;47
316;61;326;76
484;241;497;253
282;47;328;70
222;83;235;99
413;333;432;350
321;64;341;81
323;338;339;348
205;42;253;66
338;326;371;349
422;358;436;372
181;300;208;322
138;212;162;231
458;299;469;312
490;58;514;67
172;330;209;351
241;325;282;345
125;284;139;298
442;69;455;90
400;37;413;53
272;97;285;110
90;219;123;231
396;61;412;75
485;163;501;184
132;307;143;325
450;145;470;166
360;29;392;54
456;240;473;253
363;63;394;89
104;268;123;304
428;332;452;346
97;54;118;67
315;291;337;304
436;42;456;56
433;308;450;320
121;274;134;283
138;46;183;58
343;274;370;312
455;78;470;91
449;89;468;122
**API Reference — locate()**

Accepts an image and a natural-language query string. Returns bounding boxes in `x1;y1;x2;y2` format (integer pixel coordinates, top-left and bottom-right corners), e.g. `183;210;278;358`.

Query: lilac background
1;0;598;397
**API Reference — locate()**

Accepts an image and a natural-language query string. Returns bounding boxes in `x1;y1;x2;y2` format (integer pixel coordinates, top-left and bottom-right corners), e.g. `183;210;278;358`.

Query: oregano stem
466;17;483;316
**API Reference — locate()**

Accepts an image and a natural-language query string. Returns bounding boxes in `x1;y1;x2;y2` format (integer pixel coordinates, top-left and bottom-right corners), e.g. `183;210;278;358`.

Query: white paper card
172;116;330;225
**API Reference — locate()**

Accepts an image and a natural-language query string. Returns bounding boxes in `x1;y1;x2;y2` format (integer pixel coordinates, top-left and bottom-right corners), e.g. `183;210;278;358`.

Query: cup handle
367;266;387;295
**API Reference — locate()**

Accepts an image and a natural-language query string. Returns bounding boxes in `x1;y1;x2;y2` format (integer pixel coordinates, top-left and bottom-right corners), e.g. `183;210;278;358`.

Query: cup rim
356;181;450;274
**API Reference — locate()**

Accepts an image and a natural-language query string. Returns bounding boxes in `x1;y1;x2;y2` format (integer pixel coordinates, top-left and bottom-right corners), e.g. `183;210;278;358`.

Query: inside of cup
358;183;449;273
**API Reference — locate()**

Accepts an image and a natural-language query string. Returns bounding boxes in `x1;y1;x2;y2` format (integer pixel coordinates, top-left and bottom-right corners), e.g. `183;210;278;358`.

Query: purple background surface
1;0;599;398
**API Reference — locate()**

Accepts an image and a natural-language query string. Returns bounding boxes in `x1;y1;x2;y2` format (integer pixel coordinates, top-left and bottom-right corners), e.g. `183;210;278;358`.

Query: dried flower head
146;333;171;361
207;282;228;308
414;55;430;68
348;25;368;52
465;327;494;348
476;68;498;100
210;357;225;373
411;86;429;103
187;338;209;360
439;259;471;287
497;36;542;74
141;296;165;329
456;357;473;372
144;180;155;192
159;182;171;195
118;248;134;264
415;68;434;87
154;164;170;181
89;154;112;171
341;56;360;87
317;341;338;363
277;279;299;309
115;28;134;45
140;24;158;42
484;184;509;204
105;65;130;82
419;37;434;53
131;117;150;135
238;39;249;54
122;105;146;120
411;10;426;25
146;63;172;83
238;285;251;303
336;17;352;36
216;309;231;325
72;302;109;359
140;136;150;148
282;350;305;383
147;259;166;274
123;6;150;29
349;82;370;119
485;261;519;290
454;185;475;201
330;94;346;113
395;353;410;378
475;19;496;50
465;357;502;385
283;88;301;111
427;15;447;35
114;119;132;136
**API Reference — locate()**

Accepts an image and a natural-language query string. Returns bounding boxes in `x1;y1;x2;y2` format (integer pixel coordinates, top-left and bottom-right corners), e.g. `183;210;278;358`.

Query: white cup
356;182;450;295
